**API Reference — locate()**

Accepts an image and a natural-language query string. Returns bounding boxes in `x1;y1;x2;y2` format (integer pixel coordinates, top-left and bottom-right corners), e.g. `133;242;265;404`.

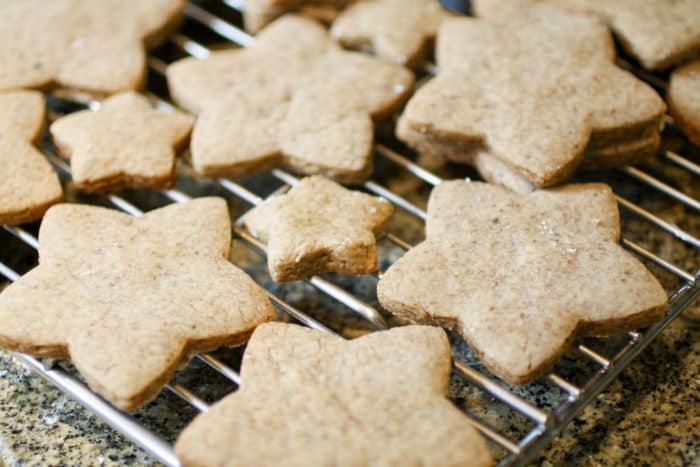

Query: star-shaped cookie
378;181;668;384
397;5;664;189
50;92;193;193
0;91;62;225
0;0;185;94
243;0;353;32
0;198;274;410
167;15;414;184
332;0;452;65
243;176;393;281
474;0;700;71
175;322;493;467
668;60;700;146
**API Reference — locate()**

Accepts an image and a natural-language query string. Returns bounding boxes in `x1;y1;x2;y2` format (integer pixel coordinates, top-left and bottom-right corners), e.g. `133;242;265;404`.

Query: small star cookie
243;176;393;281
0;0;185;94
397;5;665;190
50;92;193;193
378;181;668;384
668;60;700;146
243;0;353;32
175;322;493;467
167;15;414;184
474;0;700;70
0;198;274;410
0;91;62;225
332;0;452;65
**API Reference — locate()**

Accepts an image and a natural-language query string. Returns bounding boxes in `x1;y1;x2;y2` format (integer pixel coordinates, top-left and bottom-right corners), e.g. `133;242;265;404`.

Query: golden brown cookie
50;92;193;193
378;181;668;384
397;5;664;189
243;0;353;32
175;322;493;467
668;60;700;145
243;176;393;281
473;0;700;71
167;15;413;184
0;0;185;95
0;91;62;225
0;198;274;410
331;0;452;66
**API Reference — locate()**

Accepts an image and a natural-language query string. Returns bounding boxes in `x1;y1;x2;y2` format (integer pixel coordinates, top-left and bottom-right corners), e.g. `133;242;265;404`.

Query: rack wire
1;1;699;465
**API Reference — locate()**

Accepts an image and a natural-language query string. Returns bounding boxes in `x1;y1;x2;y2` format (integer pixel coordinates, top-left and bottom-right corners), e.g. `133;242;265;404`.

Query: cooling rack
1;1;699;466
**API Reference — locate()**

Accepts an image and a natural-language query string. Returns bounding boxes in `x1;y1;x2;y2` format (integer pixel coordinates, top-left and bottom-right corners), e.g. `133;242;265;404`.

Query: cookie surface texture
166;15;414;184
243;175;393;281
476;0;700;71
331;0;452;65
50;92;193;192
0;198;274;410
668;60;700;145
0;0;185;94
244;0;353;32
378;181;668;384
175;322;493;467
396;6;664;189
0;91;62;224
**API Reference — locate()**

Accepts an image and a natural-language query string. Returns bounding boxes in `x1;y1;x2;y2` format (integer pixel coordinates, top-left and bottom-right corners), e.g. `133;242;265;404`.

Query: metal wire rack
1;1;699;465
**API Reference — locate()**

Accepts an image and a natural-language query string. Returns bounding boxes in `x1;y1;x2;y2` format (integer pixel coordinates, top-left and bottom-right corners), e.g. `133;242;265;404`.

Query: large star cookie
332;0;452;66
668;60;700;146
0;91;62;225
167;15;414;184
0;0;185;94
397;5;665;191
50;92;193;193
243;0;353;32
175;322;493;467
0;198;274;410
473;0;700;71
243;176;393;281
378;181;668;384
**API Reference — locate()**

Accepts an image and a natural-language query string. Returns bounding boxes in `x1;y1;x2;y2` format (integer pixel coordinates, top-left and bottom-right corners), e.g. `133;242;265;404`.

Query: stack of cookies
397;3;666;192
473;0;700;150
1;0;696;466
